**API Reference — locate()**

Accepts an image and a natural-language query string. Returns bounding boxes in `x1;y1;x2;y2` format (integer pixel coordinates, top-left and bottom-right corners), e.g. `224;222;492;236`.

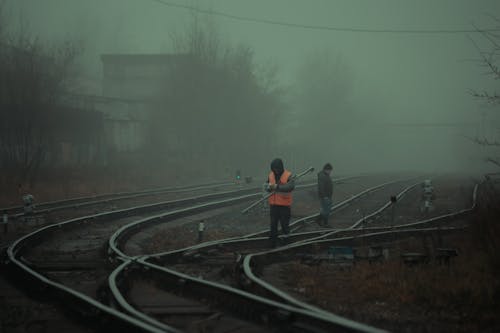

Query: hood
270;158;284;178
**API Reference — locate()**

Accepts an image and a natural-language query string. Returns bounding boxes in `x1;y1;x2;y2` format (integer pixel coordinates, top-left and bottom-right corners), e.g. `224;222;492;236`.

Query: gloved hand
264;184;276;192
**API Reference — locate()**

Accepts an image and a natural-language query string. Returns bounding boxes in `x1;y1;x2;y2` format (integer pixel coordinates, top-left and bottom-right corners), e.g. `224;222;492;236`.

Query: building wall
46;106;105;166
63;93;152;154
101;54;187;100
98;54;191;156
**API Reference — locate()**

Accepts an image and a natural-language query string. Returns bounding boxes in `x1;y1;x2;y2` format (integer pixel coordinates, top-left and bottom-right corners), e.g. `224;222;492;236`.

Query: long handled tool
241;166;315;214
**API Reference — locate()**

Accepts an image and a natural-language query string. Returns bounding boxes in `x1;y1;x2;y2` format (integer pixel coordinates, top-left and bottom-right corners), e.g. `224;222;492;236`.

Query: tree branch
463;135;500;147
486;157;500;168
470;90;500;104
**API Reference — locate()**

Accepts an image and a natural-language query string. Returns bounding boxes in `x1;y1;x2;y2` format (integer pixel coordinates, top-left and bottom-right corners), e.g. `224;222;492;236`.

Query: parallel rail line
106;178;419;332
4;175;476;332
3;176;353;332
241;183;478;316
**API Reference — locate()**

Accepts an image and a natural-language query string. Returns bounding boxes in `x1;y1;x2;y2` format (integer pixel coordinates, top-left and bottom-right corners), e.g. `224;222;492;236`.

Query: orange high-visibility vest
268;170;292;206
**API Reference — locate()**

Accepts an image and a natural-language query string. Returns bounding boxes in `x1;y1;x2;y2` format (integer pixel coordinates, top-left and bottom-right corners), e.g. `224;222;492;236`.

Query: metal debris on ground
435;248;458;265
401;252;429;266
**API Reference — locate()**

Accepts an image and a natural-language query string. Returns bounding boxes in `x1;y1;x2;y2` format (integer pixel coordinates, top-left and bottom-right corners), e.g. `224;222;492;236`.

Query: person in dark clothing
317;163;333;227
265;158;295;247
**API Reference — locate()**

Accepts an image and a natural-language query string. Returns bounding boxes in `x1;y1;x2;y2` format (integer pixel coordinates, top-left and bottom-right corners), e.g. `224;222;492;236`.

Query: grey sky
6;0;499;115
4;0;500;172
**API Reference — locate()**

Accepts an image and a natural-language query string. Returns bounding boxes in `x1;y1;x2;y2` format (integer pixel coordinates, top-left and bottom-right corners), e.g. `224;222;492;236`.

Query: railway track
1;181;242;221
109;177;477;332
107;175;363;258
3;176;353;332
4;182;269;332
241;182;479;316
105;177;420;332
7;189;264;285
110;257;384;333
4;174;477;332
134;179;419;292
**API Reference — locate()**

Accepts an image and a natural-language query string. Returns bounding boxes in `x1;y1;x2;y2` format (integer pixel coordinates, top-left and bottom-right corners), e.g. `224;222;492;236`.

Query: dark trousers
319;197;333;226
270;205;291;247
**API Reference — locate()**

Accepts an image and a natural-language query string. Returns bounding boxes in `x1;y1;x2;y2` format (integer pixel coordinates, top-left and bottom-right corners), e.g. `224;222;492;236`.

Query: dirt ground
2;174;493;332
271;178;500;332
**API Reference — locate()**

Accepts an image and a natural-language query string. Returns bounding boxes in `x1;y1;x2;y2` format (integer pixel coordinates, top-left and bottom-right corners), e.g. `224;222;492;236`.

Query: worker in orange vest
265;158;295;248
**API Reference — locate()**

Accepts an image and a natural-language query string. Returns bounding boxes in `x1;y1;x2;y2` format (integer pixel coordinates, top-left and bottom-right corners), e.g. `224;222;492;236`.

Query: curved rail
4;185;269;331
108;193;262;258
242;183;479;316
230;177;416;239
108;256;386;333
107;175;361;259
107;178;418;332
3;180;240;219
142;178;417;261
4;174;422;332
5;249;167;332
4;176;351;331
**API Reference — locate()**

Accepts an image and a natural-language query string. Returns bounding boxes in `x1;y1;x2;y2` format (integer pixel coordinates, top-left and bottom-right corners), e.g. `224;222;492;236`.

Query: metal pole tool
241;166;314;214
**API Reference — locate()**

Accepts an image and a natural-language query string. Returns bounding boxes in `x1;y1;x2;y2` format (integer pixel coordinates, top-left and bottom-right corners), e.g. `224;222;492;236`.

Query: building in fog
101;54;187;100
64;93;149;154
98;54;189;155
58;53;190;165
48;105;105;165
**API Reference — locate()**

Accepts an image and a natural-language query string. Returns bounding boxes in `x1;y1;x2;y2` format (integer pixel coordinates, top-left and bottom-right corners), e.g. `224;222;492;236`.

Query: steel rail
108;259;182;333
241;183;479;316
3;180;241;219
108;192;262;259
6;186;265;257
302;182;478;242
3;186;275;332
108;256;387;333
2;180;233;212
141;182;475;311
288;180;422;245
241;225;466;317
107;178;417;332
238;180;426;314
4;175;333;331
107;175;359;259
145;179;472;272
2;172;331;215
4;247;168;332
133;179;420;316
143;177;417;262
3;174;401;332
242;177;418;239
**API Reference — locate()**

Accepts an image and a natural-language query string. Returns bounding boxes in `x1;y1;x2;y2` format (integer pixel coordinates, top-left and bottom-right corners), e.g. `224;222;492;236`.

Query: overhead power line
146;0;500;35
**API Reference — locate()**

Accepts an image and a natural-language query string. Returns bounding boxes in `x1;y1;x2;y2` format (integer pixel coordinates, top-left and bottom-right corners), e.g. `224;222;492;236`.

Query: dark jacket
275;173;295;192
317;170;333;198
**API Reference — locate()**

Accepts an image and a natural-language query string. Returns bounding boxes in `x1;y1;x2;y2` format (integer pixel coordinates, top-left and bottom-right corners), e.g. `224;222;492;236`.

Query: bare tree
0;21;81;187
469;18;500;168
149;13;284;177
469;23;500;105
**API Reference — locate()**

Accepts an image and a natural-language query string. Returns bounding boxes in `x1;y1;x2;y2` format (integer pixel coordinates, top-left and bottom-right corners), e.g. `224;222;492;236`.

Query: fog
1;0;500;188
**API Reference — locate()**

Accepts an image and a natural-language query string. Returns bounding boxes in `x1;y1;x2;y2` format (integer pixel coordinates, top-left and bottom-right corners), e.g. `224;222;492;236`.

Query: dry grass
282;180;500;331
288;253;498;314
144;225;240;253
0;166;185;207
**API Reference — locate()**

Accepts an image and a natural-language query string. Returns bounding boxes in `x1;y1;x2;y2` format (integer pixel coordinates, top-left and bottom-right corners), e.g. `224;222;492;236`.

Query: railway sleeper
26;259;108;271
141;304;213;315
